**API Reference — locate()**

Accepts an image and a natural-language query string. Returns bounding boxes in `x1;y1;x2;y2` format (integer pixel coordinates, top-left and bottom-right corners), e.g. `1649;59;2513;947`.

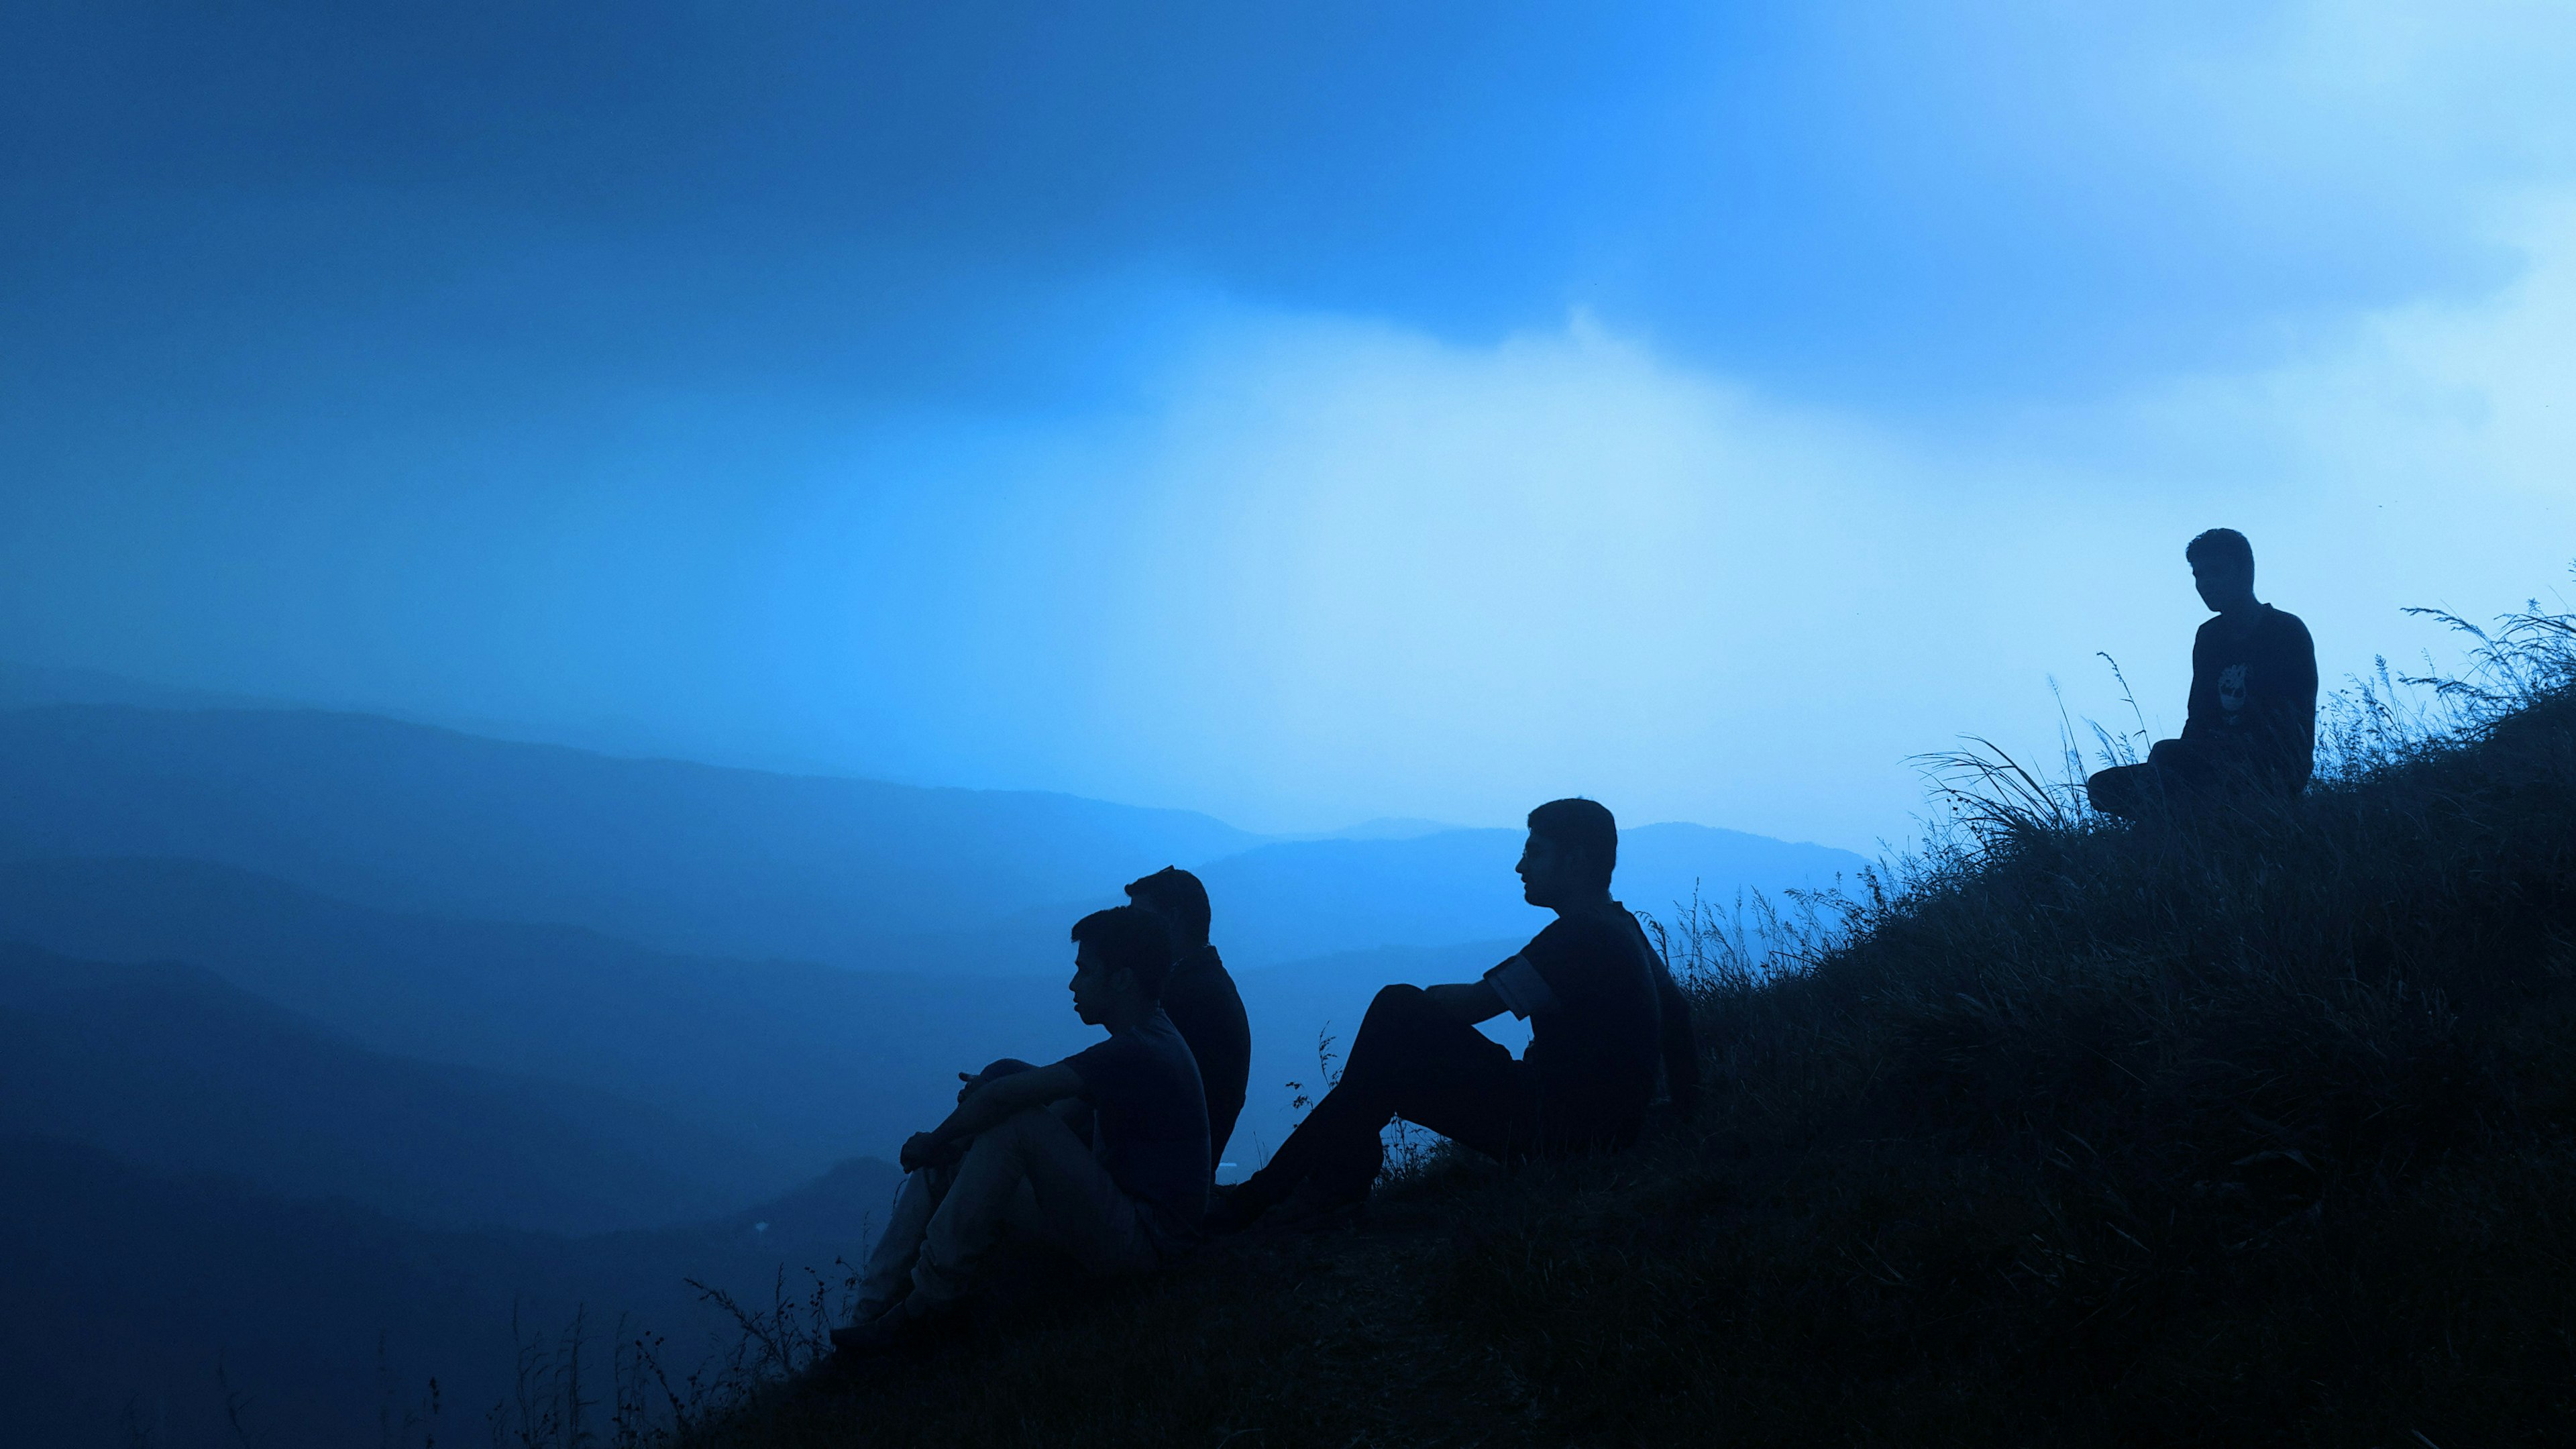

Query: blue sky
4;2;2573;847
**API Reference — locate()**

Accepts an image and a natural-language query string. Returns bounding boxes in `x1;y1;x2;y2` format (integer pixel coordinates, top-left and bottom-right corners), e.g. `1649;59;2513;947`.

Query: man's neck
2216;598;2266;637
1095;996;1155;1036
1550;889;1616;920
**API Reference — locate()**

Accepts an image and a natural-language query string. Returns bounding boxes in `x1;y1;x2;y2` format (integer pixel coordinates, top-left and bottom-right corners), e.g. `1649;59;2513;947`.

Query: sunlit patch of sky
2;1;2573;847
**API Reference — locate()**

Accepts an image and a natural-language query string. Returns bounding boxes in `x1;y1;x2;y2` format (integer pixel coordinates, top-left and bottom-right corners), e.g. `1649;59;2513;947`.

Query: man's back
2184;604;2318;792
1514;902;1672;1141
1160;944;1250;1167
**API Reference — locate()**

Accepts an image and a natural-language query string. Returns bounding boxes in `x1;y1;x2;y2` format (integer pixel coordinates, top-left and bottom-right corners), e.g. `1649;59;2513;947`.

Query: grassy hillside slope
680;614;2576;1446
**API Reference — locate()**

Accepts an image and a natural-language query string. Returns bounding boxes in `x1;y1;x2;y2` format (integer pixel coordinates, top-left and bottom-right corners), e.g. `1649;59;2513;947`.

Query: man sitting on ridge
1210;797;1697;1231
833;905;1209;1352
1125;865;1252;1171
2087;527;2318;820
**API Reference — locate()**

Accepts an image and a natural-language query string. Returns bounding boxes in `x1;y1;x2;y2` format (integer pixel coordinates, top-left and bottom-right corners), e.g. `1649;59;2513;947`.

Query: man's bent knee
1369;983;1429;1012
985;1105;1062;1139
2088;763;2153;820
963;1106;1069;1163
1354;983;1442;1046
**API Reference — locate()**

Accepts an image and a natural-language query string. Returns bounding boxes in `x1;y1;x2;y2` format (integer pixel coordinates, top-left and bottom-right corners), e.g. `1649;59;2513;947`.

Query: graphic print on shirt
2218;663;2249;722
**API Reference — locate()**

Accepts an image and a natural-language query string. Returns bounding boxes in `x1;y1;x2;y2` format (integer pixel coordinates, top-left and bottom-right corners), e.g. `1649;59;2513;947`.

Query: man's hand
898;1130;967;1173
907;1061;1087;1172
956;1058;1037;1103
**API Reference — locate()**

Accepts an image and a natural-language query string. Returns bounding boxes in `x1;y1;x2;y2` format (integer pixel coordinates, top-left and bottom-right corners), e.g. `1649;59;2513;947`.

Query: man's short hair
2185;528;2255;575
1124;866;1212;947
1069;905;1176;999
1527;797;1617;891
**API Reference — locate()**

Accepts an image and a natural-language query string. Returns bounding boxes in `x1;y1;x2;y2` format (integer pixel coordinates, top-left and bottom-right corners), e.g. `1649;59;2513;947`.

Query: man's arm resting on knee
1452;951;1564;1025
902;1061;1087;1171
958;1057;1039;1102
1424;979;1507;1024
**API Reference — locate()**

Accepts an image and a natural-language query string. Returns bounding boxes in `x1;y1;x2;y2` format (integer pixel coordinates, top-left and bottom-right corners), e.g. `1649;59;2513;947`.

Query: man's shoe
1206;1178;1361;1236
1267;1178;1367;1232
842;1281;910;1328
827;1293;951;1357
828;1315;911;1356
1203;1181;1273;1234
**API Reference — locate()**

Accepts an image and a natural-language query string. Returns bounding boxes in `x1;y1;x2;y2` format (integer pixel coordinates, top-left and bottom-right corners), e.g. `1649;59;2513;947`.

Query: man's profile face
2192;557;2254;613
1067;945;1123;1026
1516;831;1578;908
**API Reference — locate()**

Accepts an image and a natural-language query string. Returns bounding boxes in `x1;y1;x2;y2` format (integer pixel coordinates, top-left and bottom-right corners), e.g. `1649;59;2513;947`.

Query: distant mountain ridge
1197;821;1864;967
943;821;1868;977
0;703;1259;966
0;700;1870;1189
0;701;1865;976
0;857;1097;1194
0;659;284;713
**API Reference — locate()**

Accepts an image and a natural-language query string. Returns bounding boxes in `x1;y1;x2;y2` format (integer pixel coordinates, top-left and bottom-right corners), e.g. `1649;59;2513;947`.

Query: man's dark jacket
2182;604;2318;793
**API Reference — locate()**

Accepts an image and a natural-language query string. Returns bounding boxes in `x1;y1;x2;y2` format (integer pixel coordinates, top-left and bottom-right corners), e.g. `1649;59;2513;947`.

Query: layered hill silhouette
0;943;765;1232
0;859;1094;1197
1195;822;1861;965
0;701;1864;973
0;703;1258;966
1;1132;901;1449
0;698;1861;1187
0;690;1876;1447
0;856;1515;1189
891;824;1866;983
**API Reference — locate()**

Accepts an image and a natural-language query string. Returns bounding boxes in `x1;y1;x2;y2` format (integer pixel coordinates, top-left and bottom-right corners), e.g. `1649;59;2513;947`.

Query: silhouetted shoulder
2193;605;2314;657
1521;908;1648;998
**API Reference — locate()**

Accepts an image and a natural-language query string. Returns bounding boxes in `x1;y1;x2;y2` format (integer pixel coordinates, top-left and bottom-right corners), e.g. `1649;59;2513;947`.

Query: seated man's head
1067;904;1176;1026
1124;866;1212;951
1519;798;1617;909
2186;528;2256;613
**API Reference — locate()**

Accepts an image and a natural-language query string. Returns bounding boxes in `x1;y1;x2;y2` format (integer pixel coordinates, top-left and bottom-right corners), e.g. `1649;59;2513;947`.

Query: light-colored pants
857;1106;1161;1311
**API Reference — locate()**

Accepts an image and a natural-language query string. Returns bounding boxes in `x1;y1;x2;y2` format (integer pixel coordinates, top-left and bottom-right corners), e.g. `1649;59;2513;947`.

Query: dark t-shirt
2183;604;2318;792
1487;902;1694;1142
1063;1006;1210;1240
1159;944;1251;1168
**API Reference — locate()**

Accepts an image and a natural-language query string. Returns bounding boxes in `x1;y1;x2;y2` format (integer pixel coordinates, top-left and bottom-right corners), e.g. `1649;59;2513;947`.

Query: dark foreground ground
677;624;2576;1448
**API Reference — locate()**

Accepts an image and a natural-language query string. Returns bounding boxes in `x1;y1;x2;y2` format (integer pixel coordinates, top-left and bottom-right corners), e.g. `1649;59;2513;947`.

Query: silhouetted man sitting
1210;798;1697;1231
1125;865;1251;1171
834;906;1209;1352
2088;527;2318;820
